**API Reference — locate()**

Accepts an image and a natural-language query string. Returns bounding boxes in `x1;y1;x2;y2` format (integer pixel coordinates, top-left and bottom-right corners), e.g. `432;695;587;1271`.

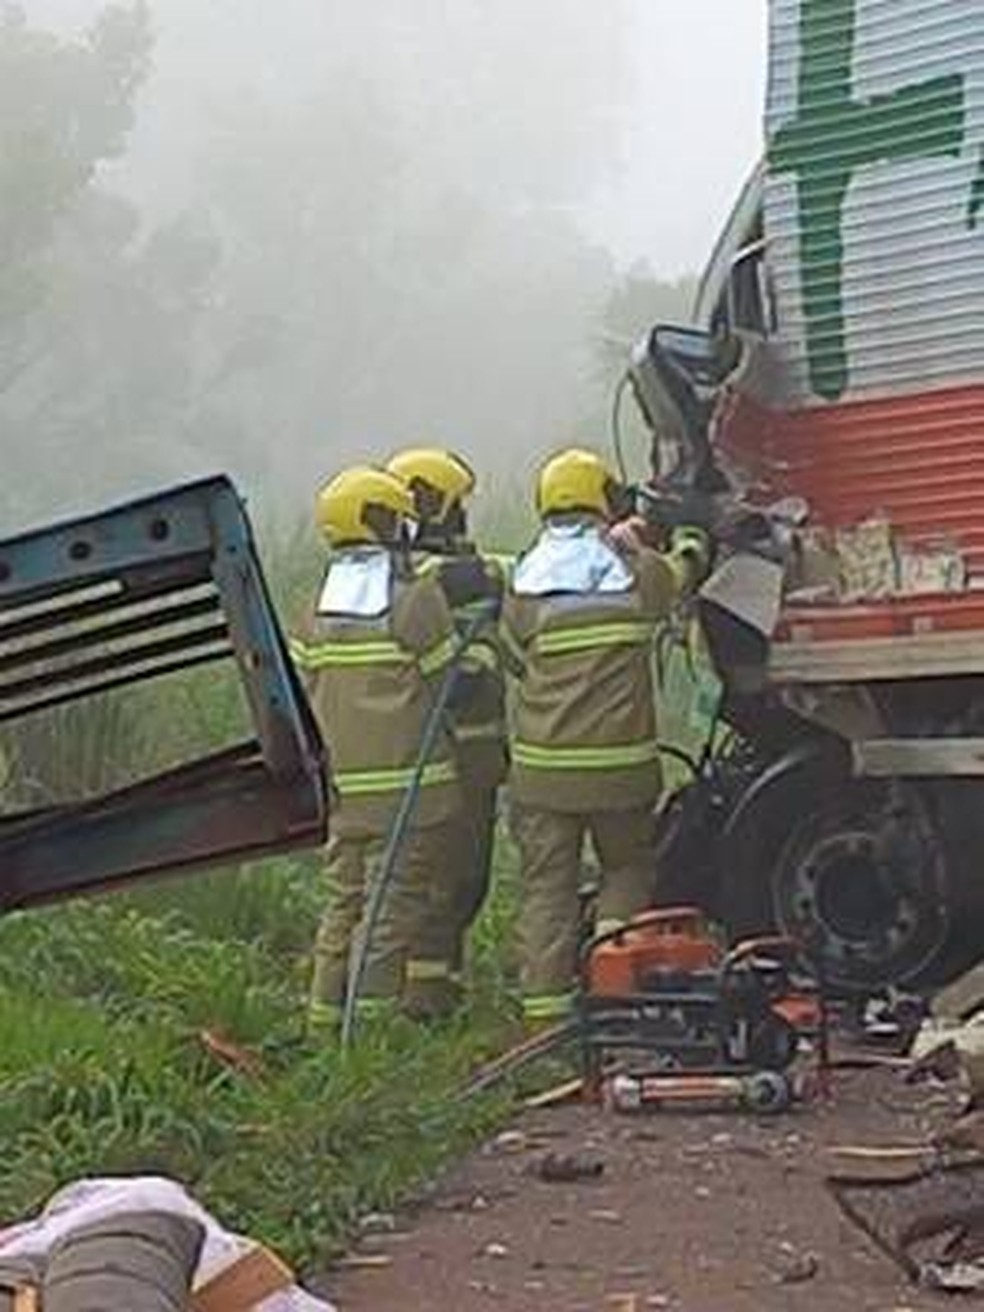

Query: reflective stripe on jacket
502;519;691;813
292;553;460;837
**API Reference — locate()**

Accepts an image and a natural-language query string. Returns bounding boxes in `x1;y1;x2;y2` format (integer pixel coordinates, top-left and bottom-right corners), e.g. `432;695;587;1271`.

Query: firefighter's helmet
386;448;476;527
316;466;416;547
535;448;623;520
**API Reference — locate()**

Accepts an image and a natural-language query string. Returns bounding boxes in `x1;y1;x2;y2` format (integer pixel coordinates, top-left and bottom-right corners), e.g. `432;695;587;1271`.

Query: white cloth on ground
0;1176;334;1312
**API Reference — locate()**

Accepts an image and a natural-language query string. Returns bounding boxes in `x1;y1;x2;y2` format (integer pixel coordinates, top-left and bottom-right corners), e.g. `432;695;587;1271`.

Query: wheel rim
771;789;948;991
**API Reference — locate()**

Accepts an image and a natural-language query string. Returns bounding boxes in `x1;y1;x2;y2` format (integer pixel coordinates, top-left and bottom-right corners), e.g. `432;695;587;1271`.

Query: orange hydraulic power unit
579;907;823;1084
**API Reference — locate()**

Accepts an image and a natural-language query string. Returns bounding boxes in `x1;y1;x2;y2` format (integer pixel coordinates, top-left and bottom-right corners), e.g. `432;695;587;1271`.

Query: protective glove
607;515;667;552
670;525;713;584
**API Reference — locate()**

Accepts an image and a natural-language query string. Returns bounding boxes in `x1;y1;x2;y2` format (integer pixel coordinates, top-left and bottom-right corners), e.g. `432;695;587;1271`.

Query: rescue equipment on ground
577;907;826;1107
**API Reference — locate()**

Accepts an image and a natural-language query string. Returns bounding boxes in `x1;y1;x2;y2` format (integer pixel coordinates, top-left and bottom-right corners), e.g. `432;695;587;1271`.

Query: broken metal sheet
0;477;328;912
921;1260;984;1292
828;1153;984;1284
699;552;785;639
935;965;984;1024
912;1017;984;1103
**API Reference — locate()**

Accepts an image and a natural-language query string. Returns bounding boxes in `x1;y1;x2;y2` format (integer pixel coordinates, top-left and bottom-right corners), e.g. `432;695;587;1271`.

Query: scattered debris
358;1212;397;1235
774;1249;819;1284
533;1152;605;1184
490;1130;527;1155
921;1260;984;1293
827;1147;984;1286
480;1242;509;1260
911;1018;984;1106
937;1110;984;1153
524;1078;584;1110
335;1254;393;1270
334;1066;984;1309
198;1029;266;1080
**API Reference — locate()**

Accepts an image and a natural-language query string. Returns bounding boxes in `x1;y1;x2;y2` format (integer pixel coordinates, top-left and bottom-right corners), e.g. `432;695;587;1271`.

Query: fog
3;2;766;530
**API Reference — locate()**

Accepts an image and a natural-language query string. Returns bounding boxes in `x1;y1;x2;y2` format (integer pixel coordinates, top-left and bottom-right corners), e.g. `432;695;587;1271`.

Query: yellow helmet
315;466;416;547
386;447;476;527
535;448;622;520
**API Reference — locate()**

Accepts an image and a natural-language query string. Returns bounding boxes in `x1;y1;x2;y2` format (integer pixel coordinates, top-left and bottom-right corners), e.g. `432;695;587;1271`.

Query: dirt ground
323;1067;962;1312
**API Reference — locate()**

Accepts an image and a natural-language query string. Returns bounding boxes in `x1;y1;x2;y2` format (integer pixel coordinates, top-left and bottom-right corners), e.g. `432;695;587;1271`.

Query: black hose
611;371;632;483
341;604;494;1047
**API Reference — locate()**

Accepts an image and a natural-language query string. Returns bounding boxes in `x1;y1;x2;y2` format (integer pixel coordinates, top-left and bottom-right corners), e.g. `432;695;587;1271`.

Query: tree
590;263;699;483
0;2;151;336
0;1;687;530
165;56;623;510
600;261;698;369
0;4;229;524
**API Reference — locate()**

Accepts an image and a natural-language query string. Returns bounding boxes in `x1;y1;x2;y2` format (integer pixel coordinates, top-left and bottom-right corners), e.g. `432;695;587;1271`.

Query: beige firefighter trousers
402;769;499;1015
448;780;499;968
512;804;656;1021
308;820;456;1029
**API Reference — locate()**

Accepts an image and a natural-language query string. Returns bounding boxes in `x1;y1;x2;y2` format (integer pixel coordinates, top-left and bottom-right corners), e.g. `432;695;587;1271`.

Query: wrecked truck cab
632;0;984;995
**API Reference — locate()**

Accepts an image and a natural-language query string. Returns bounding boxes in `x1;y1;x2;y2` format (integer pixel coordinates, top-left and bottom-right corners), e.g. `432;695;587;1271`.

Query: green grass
0;514;531;1269
0;844;521;1270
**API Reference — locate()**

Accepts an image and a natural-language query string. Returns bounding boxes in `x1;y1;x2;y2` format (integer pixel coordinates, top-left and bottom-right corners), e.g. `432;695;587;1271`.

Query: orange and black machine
578;907;826;1107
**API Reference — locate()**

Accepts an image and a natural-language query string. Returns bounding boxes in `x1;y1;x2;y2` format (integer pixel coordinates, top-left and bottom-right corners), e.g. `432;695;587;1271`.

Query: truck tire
768;778;949;993
718;747;841;949
920;778;984;984
717;748;971;993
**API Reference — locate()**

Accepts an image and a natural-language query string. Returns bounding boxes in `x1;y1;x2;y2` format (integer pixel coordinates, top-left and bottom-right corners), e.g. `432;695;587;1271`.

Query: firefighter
502;448;710;1028
290;466;462;1034
385;447;508;1009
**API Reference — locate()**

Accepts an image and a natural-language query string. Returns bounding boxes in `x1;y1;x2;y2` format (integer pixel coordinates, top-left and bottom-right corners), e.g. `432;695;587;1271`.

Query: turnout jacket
415;542;509;790
291;547;460;837
502;517;699;814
